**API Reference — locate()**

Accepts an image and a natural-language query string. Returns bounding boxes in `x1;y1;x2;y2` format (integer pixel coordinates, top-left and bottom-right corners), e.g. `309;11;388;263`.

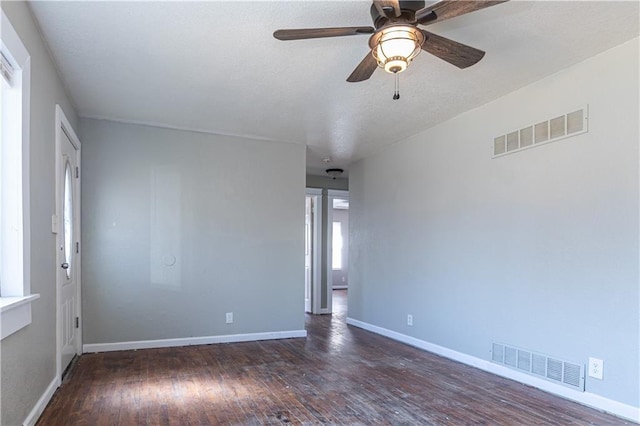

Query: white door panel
57;125;80;375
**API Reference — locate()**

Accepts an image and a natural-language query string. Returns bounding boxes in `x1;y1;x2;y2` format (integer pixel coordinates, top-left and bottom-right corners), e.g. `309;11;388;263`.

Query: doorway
330;197;349;290
55;105;82;379
304;196;312;313
305;189;322;314
326;190;348;314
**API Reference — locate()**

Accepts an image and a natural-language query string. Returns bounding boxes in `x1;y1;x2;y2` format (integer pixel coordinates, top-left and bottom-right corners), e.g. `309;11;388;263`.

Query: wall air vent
493;106;589;157
491;342;585;391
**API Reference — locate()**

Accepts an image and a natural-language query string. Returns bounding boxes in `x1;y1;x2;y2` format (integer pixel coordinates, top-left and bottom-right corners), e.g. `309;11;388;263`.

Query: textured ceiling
29;1;639;176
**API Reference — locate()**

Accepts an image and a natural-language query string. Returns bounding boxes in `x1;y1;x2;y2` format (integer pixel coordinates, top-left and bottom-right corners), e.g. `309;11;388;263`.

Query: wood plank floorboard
37;290;630;425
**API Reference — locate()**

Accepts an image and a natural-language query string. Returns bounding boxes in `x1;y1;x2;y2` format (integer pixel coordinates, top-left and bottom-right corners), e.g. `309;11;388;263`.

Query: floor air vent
491;343;585;391
493;106;588;157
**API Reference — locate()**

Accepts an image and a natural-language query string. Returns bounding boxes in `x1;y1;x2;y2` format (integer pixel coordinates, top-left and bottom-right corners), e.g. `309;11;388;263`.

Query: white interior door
57;119;80;376
304;196;313;313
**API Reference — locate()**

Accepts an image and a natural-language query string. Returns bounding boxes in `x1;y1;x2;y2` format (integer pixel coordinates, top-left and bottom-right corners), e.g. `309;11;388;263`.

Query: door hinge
76;241;79;253
75;166;79;178
75;317;79;328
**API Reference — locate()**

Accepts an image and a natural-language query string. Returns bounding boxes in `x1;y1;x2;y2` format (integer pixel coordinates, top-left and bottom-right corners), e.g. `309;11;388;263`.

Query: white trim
1;9;34;338
0;293;39;312
1;9;31;297
306;188;323;314
56;105;81;149
83;330;308;353
22;376;60;426
325;196;333;314
346;317;640;423
21;52;31;297
1;9;32;296
55;105;83;380
0;294;39;339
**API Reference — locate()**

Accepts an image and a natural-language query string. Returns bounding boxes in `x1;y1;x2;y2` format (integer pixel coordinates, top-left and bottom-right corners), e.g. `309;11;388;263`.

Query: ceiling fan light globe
371;25;424;74
378;36;417;58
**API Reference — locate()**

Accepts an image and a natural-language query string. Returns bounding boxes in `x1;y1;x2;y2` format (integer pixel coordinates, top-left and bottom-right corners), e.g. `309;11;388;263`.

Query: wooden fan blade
373;0;401;18
274;27;374;41
420;30;485;69
416;0;508;25
347;52;378;82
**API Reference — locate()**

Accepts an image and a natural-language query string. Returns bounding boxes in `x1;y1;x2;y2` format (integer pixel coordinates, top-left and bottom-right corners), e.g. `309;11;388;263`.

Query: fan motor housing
370;1;426;28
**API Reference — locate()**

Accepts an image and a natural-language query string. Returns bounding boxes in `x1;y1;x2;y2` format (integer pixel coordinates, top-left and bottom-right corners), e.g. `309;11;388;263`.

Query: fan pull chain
393;72;400;100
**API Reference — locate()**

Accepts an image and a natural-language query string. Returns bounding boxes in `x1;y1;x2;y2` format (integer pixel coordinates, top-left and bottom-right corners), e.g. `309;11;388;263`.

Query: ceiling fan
274;0;508;96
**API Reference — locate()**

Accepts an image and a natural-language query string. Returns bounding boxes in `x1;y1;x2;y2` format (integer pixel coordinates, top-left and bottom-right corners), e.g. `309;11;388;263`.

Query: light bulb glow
371;26;424;74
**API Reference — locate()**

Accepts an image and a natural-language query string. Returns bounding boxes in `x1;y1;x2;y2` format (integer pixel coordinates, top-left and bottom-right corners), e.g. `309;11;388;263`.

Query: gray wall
79;119;306;343
349;38;639;407
1;2;79;425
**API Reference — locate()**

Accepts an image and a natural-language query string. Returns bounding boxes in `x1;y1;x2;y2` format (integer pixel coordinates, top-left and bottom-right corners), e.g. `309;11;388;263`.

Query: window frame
331;221;343;270
1;9;38;340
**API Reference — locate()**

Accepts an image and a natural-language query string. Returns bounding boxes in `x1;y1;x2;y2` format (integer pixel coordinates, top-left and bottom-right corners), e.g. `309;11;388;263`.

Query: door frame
304;195;312;313
55;105;82;379
305;188;322;314
326;190;349;315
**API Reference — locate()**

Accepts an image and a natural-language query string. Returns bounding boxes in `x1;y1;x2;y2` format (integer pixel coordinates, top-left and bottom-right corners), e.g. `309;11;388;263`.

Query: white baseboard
23;376;60;426
83;329;307;353
346;317;640;424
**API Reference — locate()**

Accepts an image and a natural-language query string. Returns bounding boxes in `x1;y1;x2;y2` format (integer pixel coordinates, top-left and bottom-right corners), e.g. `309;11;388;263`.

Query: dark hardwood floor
37;290;629;425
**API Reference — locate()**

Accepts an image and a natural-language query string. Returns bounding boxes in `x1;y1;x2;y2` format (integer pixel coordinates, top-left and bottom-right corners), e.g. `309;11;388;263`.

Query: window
1;10;38;340
332;222;342;270
63;161;73;279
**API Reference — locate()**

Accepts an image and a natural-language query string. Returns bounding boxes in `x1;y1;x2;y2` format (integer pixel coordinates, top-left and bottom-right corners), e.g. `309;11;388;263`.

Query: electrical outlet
407;314;413;326
588;357;604;380
225;312;233;324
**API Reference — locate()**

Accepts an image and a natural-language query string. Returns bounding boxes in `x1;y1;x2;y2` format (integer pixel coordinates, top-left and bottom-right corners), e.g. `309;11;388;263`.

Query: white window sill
0;294;40;340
